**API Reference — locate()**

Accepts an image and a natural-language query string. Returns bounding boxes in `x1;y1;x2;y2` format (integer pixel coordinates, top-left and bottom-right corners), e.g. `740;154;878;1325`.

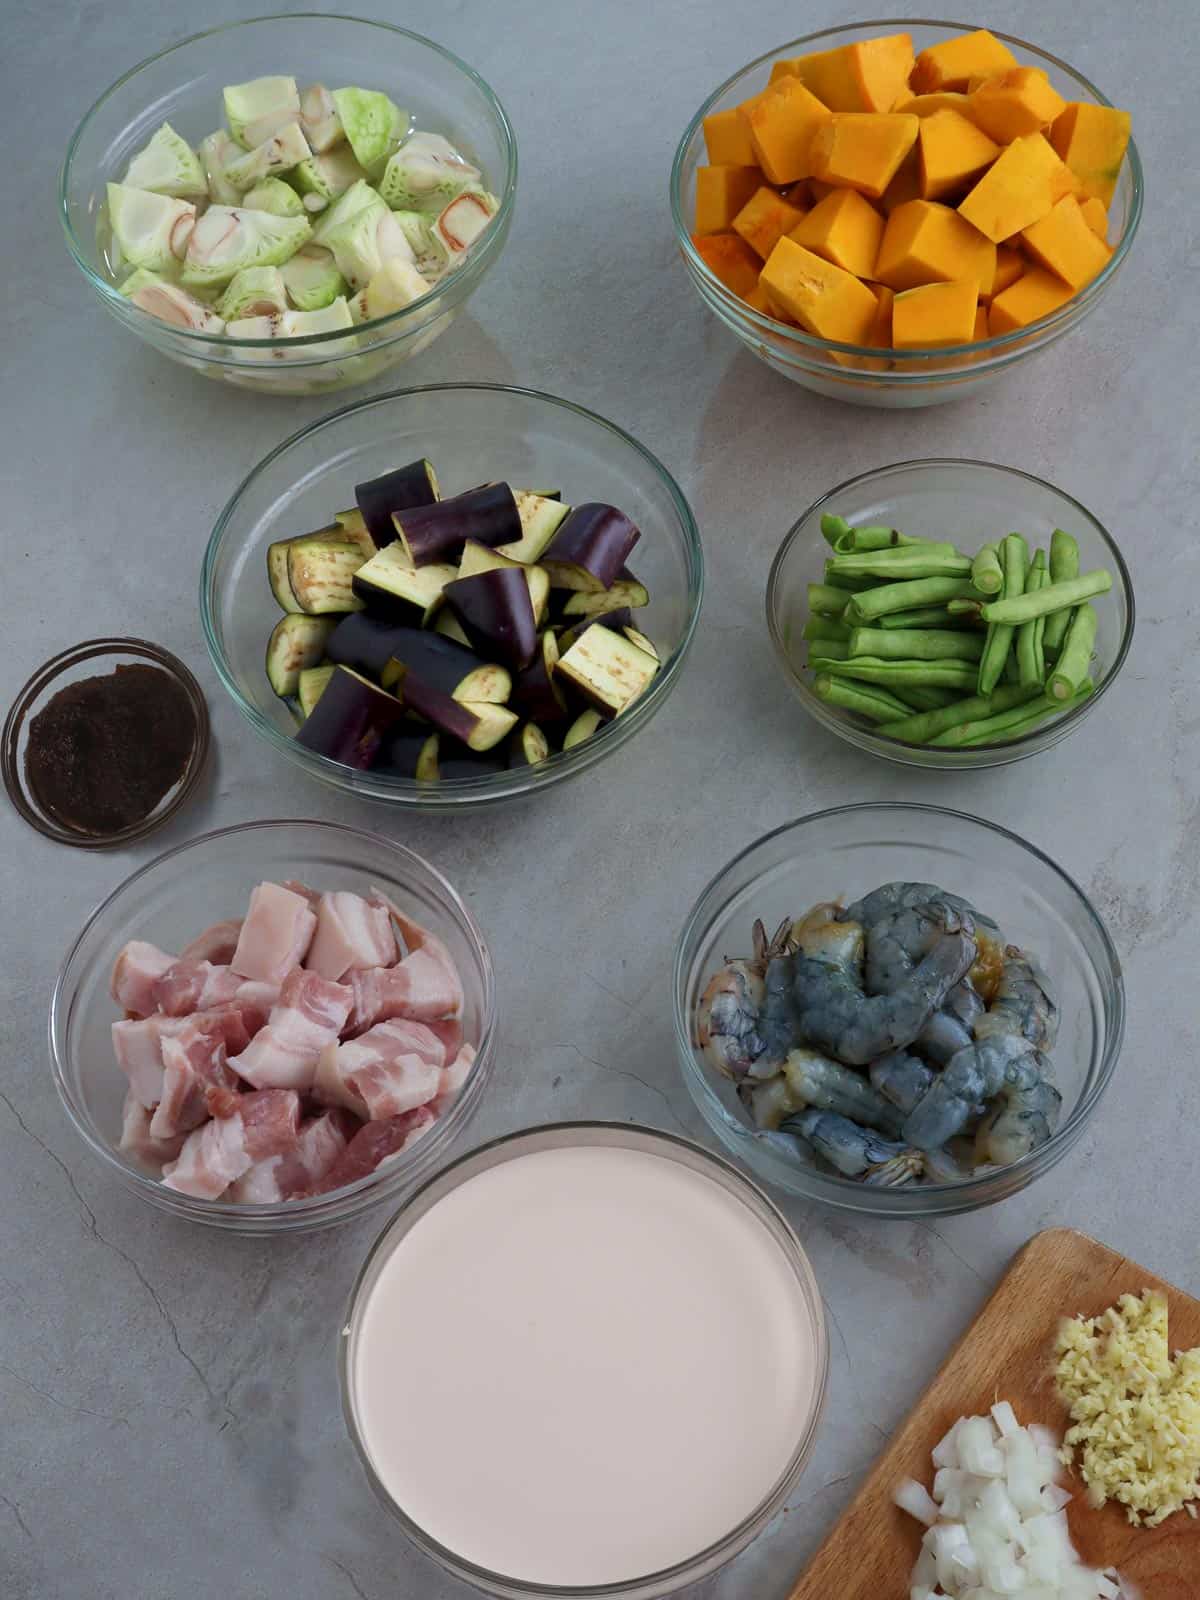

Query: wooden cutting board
789;1227;1200;1598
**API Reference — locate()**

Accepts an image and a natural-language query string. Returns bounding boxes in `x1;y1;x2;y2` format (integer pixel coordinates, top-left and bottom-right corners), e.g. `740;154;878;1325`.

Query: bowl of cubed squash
670;22;1141;407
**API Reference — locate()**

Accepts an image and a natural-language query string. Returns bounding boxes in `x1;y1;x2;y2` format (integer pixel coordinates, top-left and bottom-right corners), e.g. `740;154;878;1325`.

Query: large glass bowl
49;819;496;1233
201;383;704;808
766;459;1134;769
670;20;1143;408
60;15;517;396
339;1122;829;1599
673;805;1124;1217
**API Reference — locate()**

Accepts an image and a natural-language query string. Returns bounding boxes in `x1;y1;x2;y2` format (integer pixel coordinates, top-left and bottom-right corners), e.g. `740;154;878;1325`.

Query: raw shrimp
859;895;984;1066
974;946;1058;1051
696;918;795;1081
791;901;977;1066
973;1054;1063;1166
842;881;984;931
790;902;864;981
779;1109;925;1187
918;978;985;1066
869;1049;935;1115
782;1048;904;1136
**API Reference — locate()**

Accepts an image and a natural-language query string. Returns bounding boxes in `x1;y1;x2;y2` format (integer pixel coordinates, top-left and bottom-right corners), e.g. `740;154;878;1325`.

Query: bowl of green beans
766;459;1134;769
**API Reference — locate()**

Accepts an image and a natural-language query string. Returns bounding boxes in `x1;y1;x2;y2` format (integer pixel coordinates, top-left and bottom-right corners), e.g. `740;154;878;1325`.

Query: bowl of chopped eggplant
766;458;1133;768
201;383;704;806
60;16;516;394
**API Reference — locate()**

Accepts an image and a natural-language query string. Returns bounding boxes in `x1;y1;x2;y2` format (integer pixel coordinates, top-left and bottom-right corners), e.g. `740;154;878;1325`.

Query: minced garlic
1055;1288;1200;1527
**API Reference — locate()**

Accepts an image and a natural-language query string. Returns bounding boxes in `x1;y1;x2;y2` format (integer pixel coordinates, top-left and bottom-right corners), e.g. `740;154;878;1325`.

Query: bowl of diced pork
49;819;496;1232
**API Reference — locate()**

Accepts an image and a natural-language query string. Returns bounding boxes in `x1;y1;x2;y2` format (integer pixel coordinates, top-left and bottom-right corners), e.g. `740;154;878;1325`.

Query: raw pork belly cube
311;1107;436;1195
162;1114;253;1200
150;1018;241;1139
179;919;243;965
119;1090;186;1168
434;1043;476;1115
344;949;463;1034
229;967;353;1090
110;941;176;1016
305;891;397;981
231;882;318;985
228;1106;356;1204
153;959;245;1017
239;1088;302;1160
313;1018;448;1117
112;1015;188;1108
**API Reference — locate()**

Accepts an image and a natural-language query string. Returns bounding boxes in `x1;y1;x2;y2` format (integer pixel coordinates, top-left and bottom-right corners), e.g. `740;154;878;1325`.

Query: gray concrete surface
1;2;1195;1595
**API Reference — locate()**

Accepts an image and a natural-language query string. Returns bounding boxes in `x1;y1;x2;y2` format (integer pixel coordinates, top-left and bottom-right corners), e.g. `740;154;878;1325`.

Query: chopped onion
1041;1482;1074;1513
992;1399;1021;1437
893;1476;940;1526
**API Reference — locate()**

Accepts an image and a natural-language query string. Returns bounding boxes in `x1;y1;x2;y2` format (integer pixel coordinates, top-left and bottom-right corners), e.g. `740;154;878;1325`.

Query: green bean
802;617;851;643
891;685;958;710
823;565;883;593
848;627;984;662
1016;550;1047;686
813;674;914;722
971;542;1004;595
821;513;854;548
809;656;979;690
878;605;970;629
977;533;1029;696
1048;603;1097;700
827;545;971;580
846;576;981;624
1041;529;1080;656
930;681;1094;747
1003;652;1022;685
877;683;1041;744
808;637;851;660
979;569;1112;625
809;582;850;618
947;597;985;618
831;524;939;555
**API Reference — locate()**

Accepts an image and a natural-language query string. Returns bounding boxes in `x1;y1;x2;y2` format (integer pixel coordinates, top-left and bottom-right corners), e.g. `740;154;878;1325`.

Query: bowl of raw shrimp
672;803;1124;1217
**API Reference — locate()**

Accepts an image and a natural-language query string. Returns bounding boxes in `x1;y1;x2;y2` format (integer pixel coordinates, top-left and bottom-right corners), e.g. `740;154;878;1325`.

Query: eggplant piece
434;609;473;648
556;626;659;715
331;508;378;559
297;663;335;719
560;571;650;617
542;504;641;592
508;723;550;767
266;613;336;697
392;483;522;567
296;665;407;767
353;459;440;546
269;518;374;613
377;723;440;781
498;492;571;564
352;544;456;624
438;739;507;780
393;668;518;751
287;537;366;615
557;608;634;652
444;567;538;671
268;540;302;612
563;708;605;750
374;628;512;704
512;631;567;723
325;612;410;679
458;540;551;624
624;625;659;661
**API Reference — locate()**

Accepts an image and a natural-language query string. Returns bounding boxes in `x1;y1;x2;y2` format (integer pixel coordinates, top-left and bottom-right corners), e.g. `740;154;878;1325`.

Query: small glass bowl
339;1121;829;1599
673;804;1125;1218
2;637;210;848
60;15;517;396
766;459;1133;769
670;20;1143;408
201;383;704;809
49;818;496;1233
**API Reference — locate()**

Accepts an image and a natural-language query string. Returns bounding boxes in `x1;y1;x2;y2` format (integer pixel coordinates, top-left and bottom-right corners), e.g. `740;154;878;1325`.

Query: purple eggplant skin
438;741;506;780
556;608;634;652
325;613;418;680
393;483;522;567
444;567;538;671
543;504;641;591
354;459;440;546
332;618;485;695
512;632;567;722
295;665;408;769
376;723;438;779
392;670;483;745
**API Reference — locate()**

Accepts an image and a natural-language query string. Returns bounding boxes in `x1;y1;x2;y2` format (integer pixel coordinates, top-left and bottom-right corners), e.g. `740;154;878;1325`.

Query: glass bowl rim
764;455;1135;759
338;1118;830;1596
199;381;705;804
59;11;519;350
2;636;211;849
671;800;1126;1207
668;16;1144;368
47;815;498;1220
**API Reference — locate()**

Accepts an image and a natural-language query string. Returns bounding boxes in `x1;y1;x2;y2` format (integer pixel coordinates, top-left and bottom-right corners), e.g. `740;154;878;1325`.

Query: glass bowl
201;383;704;809
60;15;517;396
766;459;1133;769
673;804;1124;1218
2;637;210;849
49;818;496;1233
339;1121;829;1599
670;20;1143;408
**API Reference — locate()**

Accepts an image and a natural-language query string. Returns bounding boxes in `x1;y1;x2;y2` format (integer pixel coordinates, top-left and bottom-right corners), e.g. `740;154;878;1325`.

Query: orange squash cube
881;149;922;214
1020;194;1112;289
1050;102;1132;206
759;236;878;344
789;188;885;279
694;165;762;234
771;34;913;112
1079;196;1109;240
875;199;995;292
973;303;989;340
957;133;1077;242
966;67;1066;144
896;91;971;118
988;266;1076;333
702;107;757;166
692;232;764;298
868;283;895;347
892;278;978;347
978;243;1024;304
912;29;1018;94
918;109;1000;200
738;76;831;185
732;185;809;260
742;281;774;314
808;113;920;200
